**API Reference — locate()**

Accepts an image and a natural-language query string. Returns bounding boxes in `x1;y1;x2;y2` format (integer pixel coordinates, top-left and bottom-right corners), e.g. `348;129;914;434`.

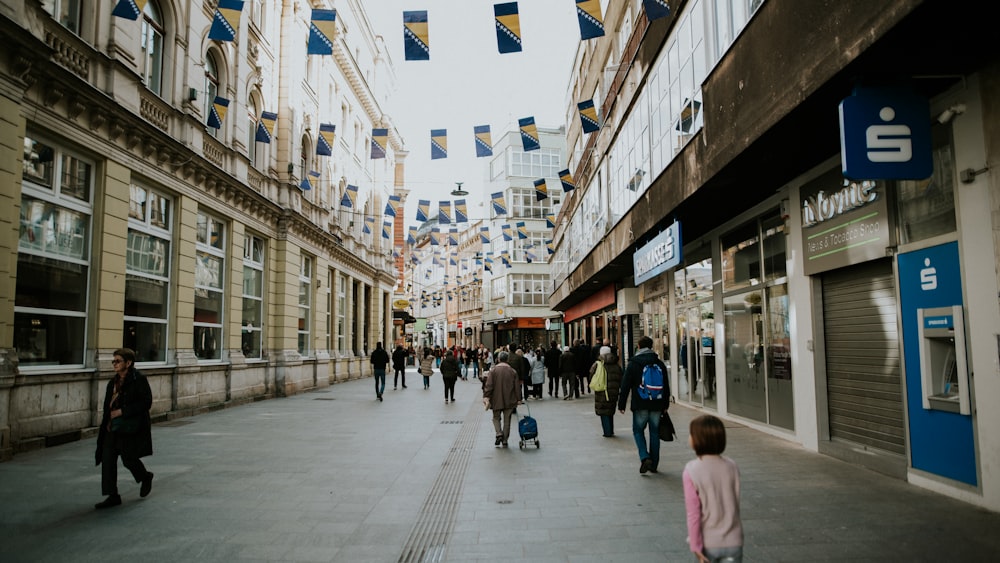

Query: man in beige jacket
483;351;522;448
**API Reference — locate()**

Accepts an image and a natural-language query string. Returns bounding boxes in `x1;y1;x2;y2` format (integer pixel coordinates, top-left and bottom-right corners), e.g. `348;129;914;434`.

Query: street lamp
450;181;468;196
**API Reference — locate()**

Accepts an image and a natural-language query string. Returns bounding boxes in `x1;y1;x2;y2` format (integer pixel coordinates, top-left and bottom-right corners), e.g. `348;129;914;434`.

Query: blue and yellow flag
371;128;388;159
642;0;672;21
578;100;600;133
112;0;147;20
546;215;556;228
403;10;430;61
340;184;358;208
474;125;493;157
255;111;277;143
480;226;490;244
382;221;392;239
208;0;244;42
525;250;536;263
454;199;468;223
546;239;554;255
502;224;513;241
494;2;522;53
501;250;511;266
449;254;458;266
534;178;548;201
516;221;527;239
430;228;440;246
484;254;493;272
317;123;335;156
416;199;430;222
677;99;702;133
407;226;417;244
519;116;539;152
431;129;447;160
576;0;605;39
308;9;337;54
362;216;375;235
438;201;451;224
491;192;507;216
299;170;320;191
385;194;401;218
448;228;458;246
559;169;576;193
207;96;229;129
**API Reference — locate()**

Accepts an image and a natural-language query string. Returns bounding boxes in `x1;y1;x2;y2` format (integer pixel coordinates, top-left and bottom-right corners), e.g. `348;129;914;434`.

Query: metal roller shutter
822;259;905;455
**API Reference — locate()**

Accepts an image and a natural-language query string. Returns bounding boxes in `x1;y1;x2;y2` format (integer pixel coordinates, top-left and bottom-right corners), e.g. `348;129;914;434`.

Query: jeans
703;545;743;562
393;367;406;388
473;362;480;376
443;378;456;401
600;414;614;436
632;409;661;467
373;368;386;396
423;375;430;389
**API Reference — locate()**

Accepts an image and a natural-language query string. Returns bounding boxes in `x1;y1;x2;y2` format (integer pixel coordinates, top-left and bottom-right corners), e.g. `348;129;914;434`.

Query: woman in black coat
94;347;154;509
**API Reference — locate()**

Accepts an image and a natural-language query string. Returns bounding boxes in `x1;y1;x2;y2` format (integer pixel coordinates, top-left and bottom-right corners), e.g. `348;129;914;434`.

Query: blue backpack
637;362;665;400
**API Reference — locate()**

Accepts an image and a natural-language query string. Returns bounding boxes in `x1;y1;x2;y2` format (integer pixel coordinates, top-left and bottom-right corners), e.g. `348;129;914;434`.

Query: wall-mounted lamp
188;88;198;102
287;163;295;174
936;103;966;124
451;181;468;196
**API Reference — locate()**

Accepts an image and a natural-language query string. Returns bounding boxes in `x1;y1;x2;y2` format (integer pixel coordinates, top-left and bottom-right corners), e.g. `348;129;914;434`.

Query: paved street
1;367;998;562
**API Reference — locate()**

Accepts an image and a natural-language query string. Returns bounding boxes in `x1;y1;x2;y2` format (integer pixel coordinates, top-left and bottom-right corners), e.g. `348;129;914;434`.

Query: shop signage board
633;221;682;285
799;166;891;276
839;86;932;180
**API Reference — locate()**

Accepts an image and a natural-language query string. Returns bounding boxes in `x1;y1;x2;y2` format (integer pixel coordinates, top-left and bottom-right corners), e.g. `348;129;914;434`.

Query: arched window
141;0;165;96
247;93;263;170
204;51;220;137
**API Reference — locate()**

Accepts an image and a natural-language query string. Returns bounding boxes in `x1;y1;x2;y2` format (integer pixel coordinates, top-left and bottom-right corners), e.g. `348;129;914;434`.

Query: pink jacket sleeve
683;468;704;554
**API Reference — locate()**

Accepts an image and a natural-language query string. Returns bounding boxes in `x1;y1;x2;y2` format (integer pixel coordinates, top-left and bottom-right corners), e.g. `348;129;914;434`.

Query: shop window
298;255;313;355
194;211;225;360
16;136;93;367
895;124;957;245
125;184;172;362
242;234;265;359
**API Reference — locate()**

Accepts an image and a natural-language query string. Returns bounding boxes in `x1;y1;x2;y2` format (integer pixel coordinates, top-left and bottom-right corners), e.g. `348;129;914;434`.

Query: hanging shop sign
633;221;682;285
839;86;932;180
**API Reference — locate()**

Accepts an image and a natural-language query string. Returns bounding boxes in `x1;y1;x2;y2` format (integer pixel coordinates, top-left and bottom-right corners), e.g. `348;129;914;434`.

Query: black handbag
658;411;676;442
111;416;139;434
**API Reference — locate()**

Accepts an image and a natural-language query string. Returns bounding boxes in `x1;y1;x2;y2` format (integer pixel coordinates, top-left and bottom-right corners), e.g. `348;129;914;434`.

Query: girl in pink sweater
683;415;743;562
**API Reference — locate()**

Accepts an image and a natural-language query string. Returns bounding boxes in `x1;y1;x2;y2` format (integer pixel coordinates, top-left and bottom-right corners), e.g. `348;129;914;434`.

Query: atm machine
916;305;969;415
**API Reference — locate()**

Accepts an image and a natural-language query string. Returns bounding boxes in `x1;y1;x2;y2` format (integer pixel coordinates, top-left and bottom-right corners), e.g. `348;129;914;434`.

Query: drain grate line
398;402;483;563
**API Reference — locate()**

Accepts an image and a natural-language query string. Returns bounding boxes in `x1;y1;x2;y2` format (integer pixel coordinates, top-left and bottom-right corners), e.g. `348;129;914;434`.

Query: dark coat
513;353;531;382
617;348;670;412
559;350;576;376
391;347;408;370
439;355;461;380
573;344;591;375
544;344;562;373
591;352;623;416
95;368;153;465
370;347;390;369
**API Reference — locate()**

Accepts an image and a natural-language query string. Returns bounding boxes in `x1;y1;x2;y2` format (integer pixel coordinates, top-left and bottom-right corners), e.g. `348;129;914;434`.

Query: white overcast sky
366;0;583;224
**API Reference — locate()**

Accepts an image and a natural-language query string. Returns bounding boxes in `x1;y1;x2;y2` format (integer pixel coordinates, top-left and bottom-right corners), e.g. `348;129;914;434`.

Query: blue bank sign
634;222;682;285
839;87;932;180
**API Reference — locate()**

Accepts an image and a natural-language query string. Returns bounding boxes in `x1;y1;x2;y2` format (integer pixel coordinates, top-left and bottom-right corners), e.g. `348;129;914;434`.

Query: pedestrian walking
392;344;408;389
559;345;577;399
419;348;435;389
684;414;744;563
513;346;531;402
574;339;592;395
370;342;390;402
94;348;155;509
544;341;561;398
591;346;623;437
440;350;461;403
617;335;670;474
530;347;545;399
483;350;522;448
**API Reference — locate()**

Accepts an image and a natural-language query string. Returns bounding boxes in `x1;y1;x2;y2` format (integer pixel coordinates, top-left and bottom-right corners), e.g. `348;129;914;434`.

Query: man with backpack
618;335;670;474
